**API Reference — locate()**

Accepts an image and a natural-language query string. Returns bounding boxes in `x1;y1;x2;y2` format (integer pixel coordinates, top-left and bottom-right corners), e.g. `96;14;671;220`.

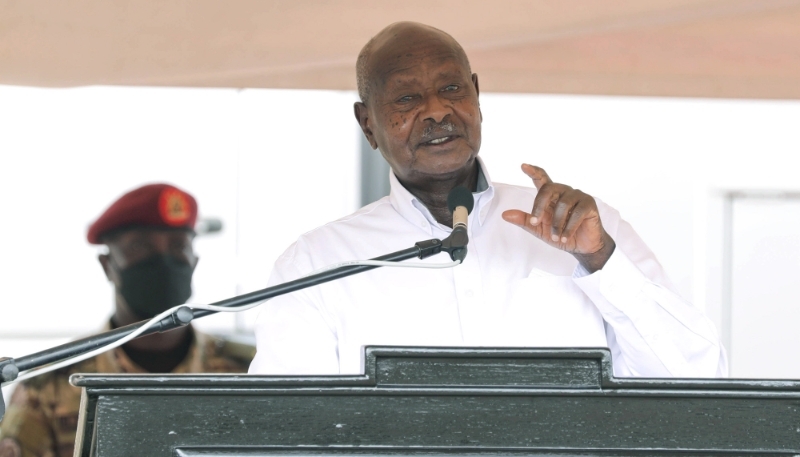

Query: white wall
729;197;800;378
478;93;800;378
0;85;360;360
480;94;800;303
2;86;800;385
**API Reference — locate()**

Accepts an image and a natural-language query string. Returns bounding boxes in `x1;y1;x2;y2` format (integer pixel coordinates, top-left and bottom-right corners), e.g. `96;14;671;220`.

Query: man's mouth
421;135;456;146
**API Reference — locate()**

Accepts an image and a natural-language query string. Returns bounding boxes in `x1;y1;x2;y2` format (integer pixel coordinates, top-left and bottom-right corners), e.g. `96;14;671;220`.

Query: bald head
352;21;482;216
356;22;471;104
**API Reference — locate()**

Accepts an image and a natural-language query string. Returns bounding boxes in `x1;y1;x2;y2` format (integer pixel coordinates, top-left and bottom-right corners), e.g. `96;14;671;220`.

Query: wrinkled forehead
368;33;470;90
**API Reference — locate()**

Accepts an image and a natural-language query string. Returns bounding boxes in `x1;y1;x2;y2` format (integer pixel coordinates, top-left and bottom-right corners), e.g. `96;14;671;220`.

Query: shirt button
465;289;474;298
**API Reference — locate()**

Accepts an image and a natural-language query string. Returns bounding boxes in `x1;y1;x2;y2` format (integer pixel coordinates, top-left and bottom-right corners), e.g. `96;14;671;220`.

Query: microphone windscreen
447;186;475;214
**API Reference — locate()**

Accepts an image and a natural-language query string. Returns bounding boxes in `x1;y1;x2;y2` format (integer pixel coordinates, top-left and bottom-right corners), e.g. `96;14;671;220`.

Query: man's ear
354;102;378;150
472;73;482;122
472;73;480;97
98;253;113;281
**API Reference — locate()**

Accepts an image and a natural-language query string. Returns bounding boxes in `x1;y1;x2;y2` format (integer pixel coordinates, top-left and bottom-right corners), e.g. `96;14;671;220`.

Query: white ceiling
2;0;799;98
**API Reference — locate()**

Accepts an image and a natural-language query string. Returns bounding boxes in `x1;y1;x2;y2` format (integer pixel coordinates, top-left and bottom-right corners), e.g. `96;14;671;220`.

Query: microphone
447;186;474;232
444;186;474;262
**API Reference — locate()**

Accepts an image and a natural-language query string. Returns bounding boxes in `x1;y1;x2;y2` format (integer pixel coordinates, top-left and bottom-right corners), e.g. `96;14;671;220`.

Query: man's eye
171;241;187;251
130;241;149;251
443;85;459;92
397;95;414;103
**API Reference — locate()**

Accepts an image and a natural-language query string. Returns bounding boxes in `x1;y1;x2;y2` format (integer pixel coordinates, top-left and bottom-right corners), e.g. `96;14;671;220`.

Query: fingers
505;163;607;256
550;192;581;243
531;187;580;243
500;209;529;227
506;185;596;247
502;209;547;242
529;181;559;226
521;164;551;190
556;196;596;244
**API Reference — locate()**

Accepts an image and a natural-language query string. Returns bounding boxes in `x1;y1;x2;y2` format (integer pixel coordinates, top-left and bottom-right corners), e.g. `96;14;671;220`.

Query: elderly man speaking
249;22;726;378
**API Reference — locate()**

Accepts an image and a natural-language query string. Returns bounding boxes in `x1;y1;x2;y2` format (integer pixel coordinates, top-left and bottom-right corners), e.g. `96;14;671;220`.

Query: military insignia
158;188;191;226
0;438;22;457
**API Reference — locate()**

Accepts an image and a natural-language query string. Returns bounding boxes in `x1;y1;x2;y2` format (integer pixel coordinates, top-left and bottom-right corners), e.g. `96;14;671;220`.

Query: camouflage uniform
0;328;254;457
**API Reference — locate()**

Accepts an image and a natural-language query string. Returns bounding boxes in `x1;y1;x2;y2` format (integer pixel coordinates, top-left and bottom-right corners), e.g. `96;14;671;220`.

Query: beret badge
159;188;191;226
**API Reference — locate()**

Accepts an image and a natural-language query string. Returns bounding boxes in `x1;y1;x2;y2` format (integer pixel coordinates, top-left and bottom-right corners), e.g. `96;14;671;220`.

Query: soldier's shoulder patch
0;437;22;457
22;356;97;390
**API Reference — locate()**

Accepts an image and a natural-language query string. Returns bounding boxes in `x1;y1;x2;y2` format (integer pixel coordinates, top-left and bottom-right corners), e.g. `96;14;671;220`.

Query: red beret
87;183;198;244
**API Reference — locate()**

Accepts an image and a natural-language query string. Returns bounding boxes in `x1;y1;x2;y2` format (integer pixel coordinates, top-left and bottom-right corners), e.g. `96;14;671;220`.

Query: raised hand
501;164;615;272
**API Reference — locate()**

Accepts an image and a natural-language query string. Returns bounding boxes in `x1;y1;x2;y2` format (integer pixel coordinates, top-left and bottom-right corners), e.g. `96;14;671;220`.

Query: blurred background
1;0;800;393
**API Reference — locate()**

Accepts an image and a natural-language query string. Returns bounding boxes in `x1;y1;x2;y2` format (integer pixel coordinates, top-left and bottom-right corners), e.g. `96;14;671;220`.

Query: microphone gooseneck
0;189;477;406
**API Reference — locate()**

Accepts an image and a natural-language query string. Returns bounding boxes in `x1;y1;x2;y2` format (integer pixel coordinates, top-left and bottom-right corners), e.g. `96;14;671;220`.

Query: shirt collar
388;156;496;236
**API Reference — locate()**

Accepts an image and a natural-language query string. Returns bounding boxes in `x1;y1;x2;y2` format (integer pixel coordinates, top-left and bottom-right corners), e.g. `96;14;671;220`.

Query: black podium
71;347;800;456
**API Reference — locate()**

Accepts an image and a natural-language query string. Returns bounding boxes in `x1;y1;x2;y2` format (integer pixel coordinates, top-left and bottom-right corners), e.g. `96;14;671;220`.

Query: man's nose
152;233;190;261
421;93;452;124
152;236;171;254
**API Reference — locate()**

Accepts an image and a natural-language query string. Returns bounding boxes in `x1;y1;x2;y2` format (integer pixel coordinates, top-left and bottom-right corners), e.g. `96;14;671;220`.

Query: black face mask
116;254;195;319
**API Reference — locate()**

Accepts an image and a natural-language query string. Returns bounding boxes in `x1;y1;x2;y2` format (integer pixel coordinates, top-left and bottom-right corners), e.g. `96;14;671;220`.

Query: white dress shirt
250;159;727;378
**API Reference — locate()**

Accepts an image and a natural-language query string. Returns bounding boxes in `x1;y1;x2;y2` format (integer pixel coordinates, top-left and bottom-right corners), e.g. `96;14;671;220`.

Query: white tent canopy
2;0;799;99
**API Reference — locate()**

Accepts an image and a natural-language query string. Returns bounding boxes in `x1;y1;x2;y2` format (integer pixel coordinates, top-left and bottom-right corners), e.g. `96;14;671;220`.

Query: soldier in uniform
0;183;255;457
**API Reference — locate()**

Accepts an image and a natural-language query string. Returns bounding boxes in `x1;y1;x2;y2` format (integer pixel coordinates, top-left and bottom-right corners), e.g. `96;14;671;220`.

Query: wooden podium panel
71;348;800;456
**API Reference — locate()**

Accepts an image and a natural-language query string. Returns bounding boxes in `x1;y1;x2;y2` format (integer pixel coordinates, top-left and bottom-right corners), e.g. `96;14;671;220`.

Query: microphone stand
0;233;468;420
